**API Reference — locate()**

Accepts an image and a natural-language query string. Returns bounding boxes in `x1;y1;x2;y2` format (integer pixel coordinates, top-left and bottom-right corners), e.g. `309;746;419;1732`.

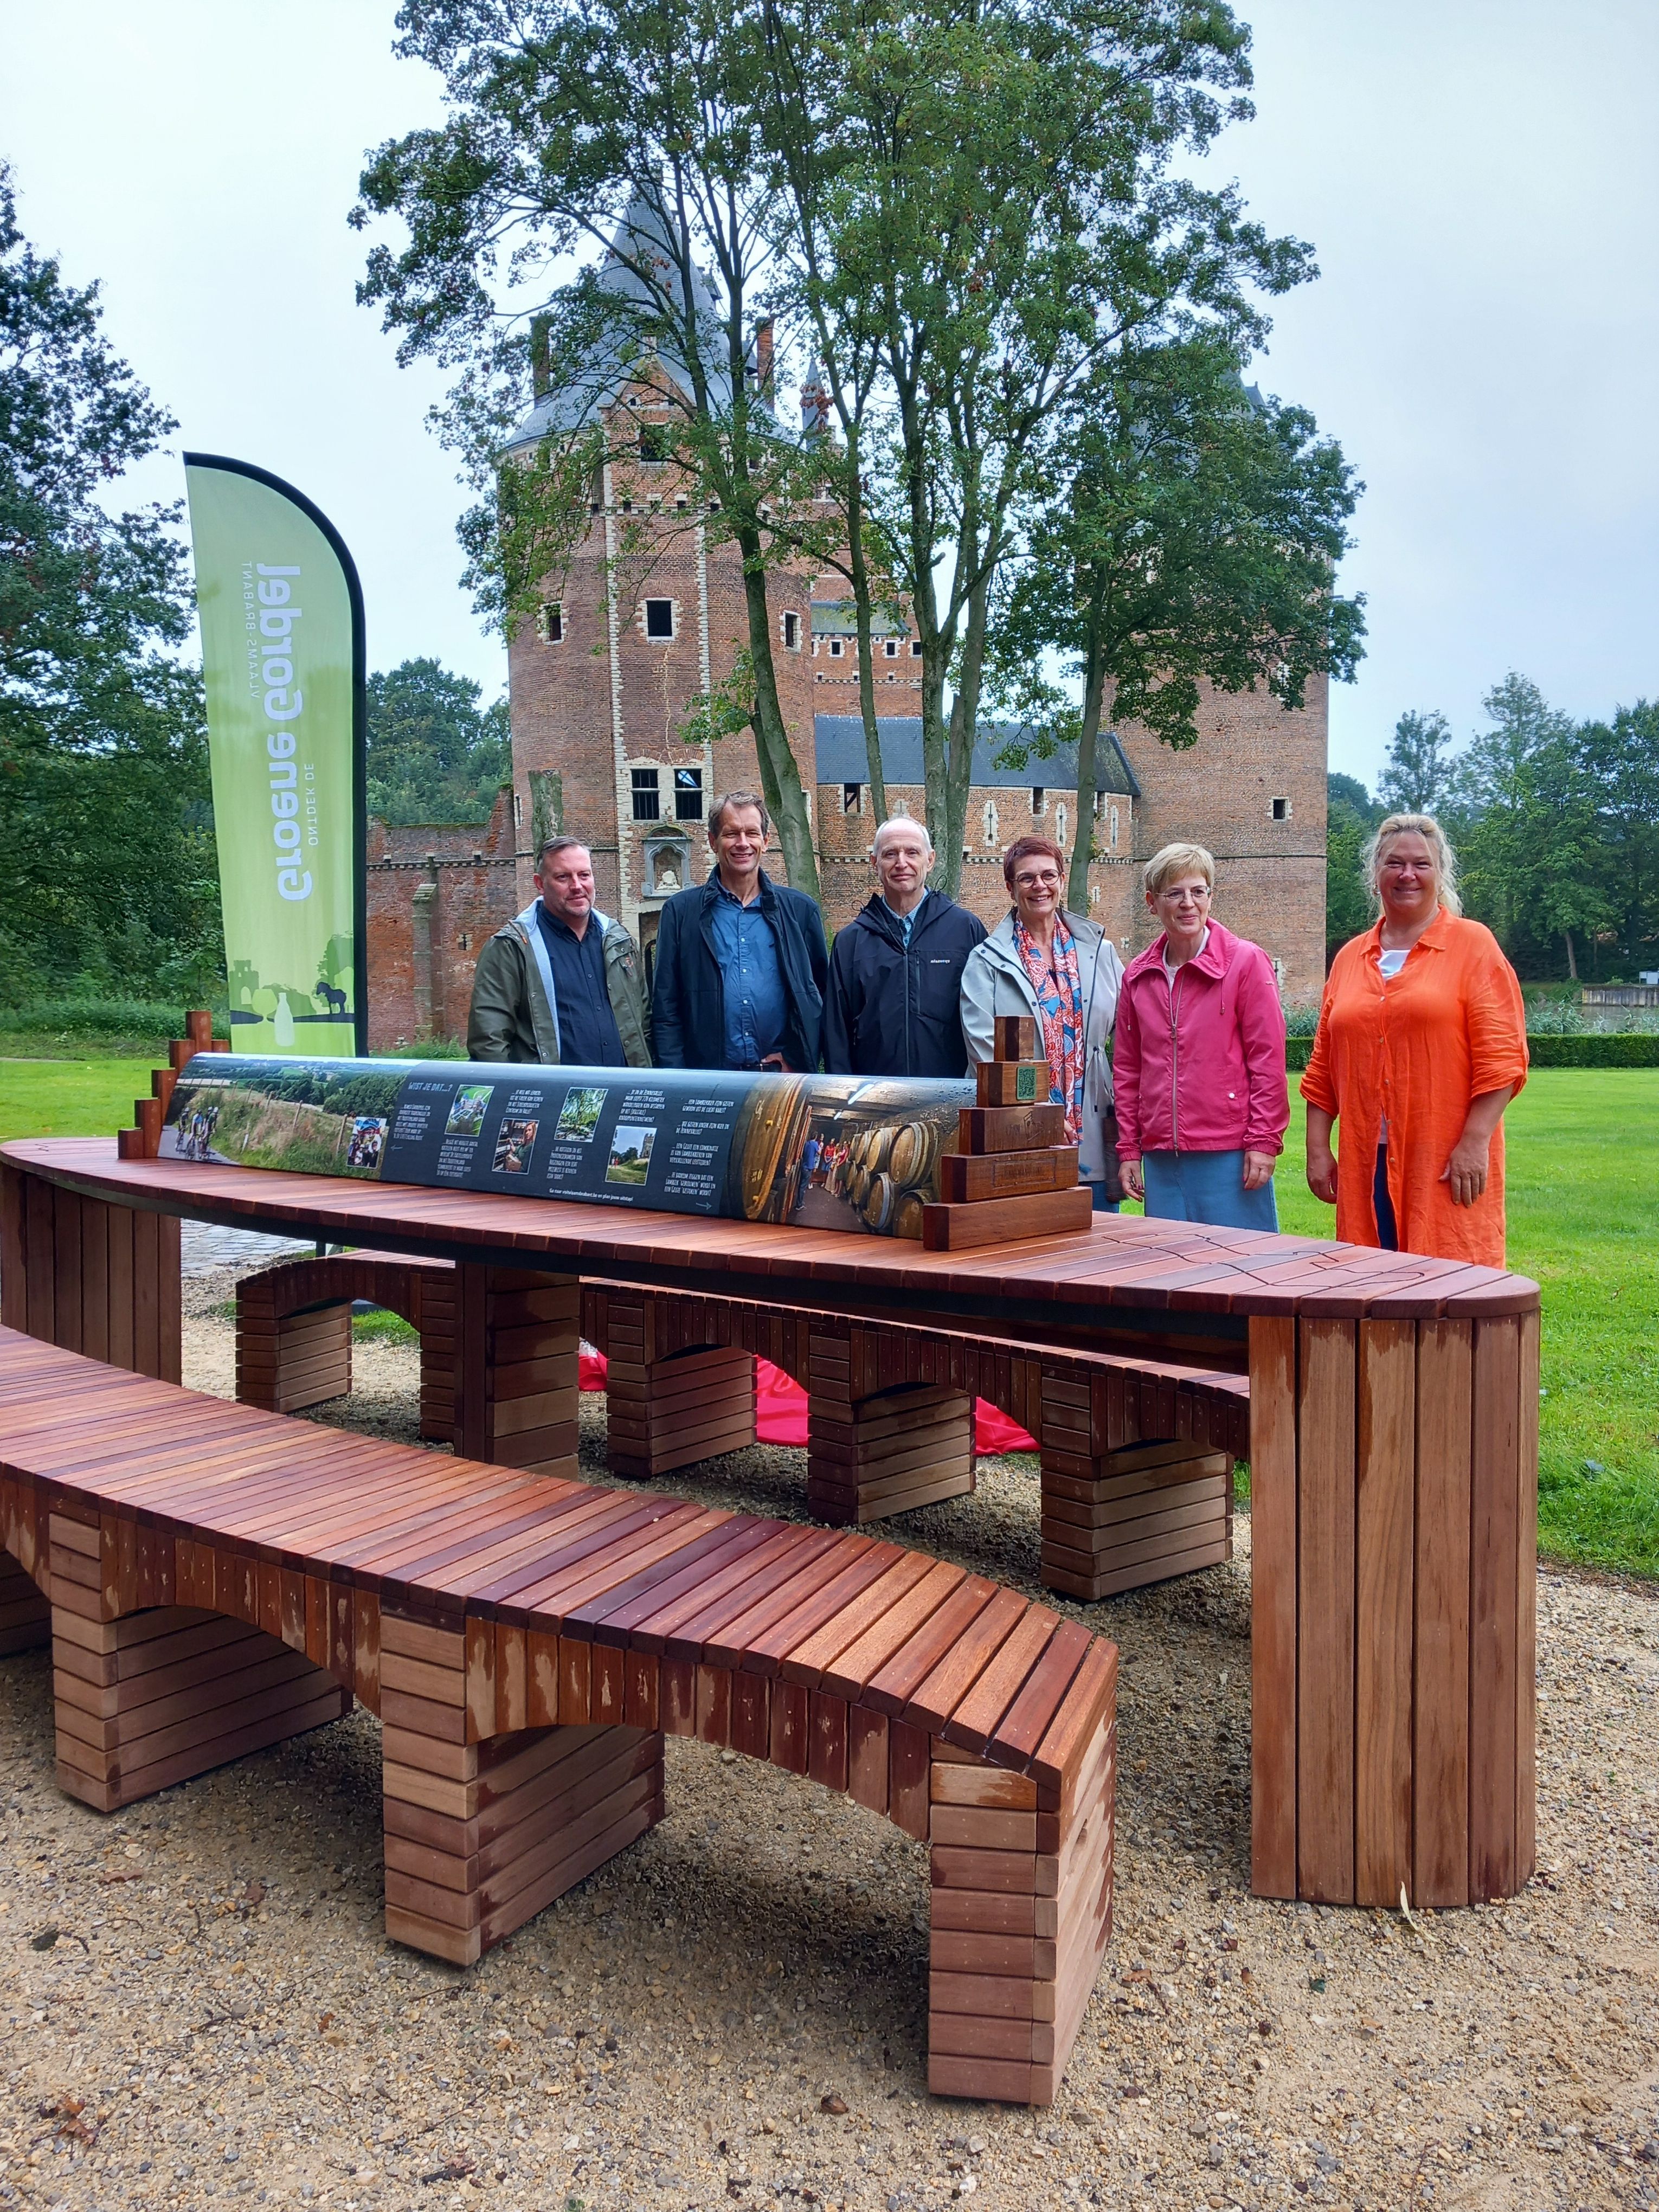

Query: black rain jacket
650;869;829;1071
823;889;987;1079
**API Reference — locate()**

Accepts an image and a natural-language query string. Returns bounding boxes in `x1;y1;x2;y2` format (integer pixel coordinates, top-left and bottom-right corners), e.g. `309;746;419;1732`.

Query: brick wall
365;788;520;1051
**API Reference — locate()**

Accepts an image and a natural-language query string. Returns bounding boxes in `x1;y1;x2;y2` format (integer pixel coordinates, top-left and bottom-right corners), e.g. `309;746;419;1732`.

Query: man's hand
1242;1150;1277;1192
760;1052;790;1073
1119;1158;1144;1202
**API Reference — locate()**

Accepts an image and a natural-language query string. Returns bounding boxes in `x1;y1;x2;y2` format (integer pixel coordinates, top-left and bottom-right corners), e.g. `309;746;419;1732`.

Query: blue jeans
1141;1149;1278;1231
1090;1182;1119;1214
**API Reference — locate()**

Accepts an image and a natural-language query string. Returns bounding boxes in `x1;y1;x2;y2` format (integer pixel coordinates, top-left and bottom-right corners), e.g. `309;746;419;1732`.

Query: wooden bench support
0;1550;50;1656
0;1164;179;1382
808;1379;976;1526
455;1265;581;1477
608;1343;758;1480
235;1251;458;1442
380;1612;665;1966
52;1599;349;1814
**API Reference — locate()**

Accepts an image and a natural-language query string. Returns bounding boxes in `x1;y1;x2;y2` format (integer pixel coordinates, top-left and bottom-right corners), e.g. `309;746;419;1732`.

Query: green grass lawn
0;1053;156;1143
1;1056;1652;1574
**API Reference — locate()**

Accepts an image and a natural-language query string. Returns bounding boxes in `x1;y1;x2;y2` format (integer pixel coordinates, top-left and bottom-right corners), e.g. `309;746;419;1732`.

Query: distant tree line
1328;674;1659;981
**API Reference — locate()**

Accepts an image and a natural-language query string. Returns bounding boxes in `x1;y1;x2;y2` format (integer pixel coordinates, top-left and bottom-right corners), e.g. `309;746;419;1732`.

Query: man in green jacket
467;835;651;1066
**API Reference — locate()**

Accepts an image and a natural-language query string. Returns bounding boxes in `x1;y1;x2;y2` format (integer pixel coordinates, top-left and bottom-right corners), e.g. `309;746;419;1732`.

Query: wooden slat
1248;1316;1297;1900
1469;1315;1521;1902
1354;1320;1414;1907
1296;1319;1355;1905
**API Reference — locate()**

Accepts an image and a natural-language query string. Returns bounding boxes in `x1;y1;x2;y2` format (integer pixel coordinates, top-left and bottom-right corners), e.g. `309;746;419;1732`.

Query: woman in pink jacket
1113;843;1290;1230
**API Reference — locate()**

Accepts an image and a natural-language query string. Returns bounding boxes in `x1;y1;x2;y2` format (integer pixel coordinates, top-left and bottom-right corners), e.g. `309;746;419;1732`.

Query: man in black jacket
824;814;986;1078
651;791;830;1071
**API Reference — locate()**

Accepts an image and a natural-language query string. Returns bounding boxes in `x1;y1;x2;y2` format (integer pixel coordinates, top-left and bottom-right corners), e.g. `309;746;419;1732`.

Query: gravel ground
1;1267;1654;2212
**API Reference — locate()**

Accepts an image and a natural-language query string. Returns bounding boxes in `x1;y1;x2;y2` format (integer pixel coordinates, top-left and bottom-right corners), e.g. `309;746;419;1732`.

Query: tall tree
1577;700;1659;978
366;659;511;826
760;0;1313;894
0;165;220;1002
1377;708;1458;816
1325;772;1379;966
988;332;1363;909
1457;674;1606;980
356;0;829;897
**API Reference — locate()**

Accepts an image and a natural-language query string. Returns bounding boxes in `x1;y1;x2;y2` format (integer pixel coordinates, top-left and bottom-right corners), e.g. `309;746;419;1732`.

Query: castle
366;218;1327;1051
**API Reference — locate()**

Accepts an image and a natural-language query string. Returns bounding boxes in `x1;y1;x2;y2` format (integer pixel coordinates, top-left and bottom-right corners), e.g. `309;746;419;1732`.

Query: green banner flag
184;454;366;1054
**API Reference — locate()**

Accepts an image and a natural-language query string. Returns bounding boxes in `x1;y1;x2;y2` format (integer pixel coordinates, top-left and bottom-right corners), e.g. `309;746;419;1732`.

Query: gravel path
1;1271;1654;2212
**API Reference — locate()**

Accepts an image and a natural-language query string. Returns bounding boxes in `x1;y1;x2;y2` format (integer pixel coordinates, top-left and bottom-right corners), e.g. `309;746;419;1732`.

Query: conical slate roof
503;188;733;452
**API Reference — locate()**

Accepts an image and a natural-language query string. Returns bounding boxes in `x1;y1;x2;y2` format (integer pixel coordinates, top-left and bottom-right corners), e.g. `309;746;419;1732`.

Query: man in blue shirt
651;793;829;1071
467;837;651;1066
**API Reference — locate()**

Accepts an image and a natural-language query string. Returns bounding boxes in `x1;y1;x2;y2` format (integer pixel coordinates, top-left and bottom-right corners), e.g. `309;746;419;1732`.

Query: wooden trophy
921;1015;1095;1249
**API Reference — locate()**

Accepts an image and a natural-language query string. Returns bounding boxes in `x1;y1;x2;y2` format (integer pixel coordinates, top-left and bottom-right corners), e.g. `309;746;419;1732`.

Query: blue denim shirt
709;879;787;1067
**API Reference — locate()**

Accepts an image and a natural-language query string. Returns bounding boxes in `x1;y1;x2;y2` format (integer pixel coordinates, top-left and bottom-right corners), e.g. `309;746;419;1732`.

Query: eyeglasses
1014;870;1062;889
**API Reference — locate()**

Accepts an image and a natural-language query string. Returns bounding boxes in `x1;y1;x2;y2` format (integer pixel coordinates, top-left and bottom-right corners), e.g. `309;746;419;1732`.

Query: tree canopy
366;658;511;826
0;165;220;1004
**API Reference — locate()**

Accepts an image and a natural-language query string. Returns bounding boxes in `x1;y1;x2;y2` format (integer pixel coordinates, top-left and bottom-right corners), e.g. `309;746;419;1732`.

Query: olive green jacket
466;903;652;1067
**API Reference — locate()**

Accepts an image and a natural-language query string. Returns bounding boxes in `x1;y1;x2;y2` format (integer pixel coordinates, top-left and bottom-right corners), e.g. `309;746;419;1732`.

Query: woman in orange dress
1301;814;1528;1266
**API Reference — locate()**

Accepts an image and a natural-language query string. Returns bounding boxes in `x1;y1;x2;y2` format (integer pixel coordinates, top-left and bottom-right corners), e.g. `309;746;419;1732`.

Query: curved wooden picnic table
0;1136;1540;1911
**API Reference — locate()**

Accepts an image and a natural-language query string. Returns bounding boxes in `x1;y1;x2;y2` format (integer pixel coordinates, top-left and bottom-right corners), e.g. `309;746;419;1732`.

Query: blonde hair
1362;813;1463;916
1143;842;1216;898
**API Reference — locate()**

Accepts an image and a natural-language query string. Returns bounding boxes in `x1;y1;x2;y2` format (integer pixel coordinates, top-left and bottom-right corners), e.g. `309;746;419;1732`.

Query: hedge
1285;1033;1659;1072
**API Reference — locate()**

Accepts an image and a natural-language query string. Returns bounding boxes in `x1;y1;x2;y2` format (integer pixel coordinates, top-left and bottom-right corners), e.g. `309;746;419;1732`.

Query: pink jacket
1113;920;1290;1159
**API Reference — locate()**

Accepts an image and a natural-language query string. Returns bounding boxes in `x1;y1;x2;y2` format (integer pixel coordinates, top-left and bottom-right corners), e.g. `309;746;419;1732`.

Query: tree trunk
1564;928;1578;982
941;577;992;896
739;542;821;903
843;447;890;828
1068;619;1107;914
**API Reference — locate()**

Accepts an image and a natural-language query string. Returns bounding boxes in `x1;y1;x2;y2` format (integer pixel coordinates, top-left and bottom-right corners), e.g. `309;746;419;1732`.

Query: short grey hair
872;813;932;857
1363;812;1463;916
536;834;590;870
1143;841;1215;898
708;789;771;838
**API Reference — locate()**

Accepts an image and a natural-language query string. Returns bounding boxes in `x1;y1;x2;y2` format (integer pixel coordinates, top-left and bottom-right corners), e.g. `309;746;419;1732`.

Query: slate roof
813;716;1141;798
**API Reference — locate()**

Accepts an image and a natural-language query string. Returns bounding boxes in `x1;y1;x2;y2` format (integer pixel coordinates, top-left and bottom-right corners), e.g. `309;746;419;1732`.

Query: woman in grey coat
959;834;1126;1209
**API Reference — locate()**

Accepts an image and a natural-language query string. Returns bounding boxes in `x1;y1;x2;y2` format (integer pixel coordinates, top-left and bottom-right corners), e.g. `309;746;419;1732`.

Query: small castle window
536;601;564;644
674;767;704;821
982;801;999;846
645;599;674;640
842;783;864;815
513;793;523;827
1031;787;1045;815
1271;796;1291;821
638;423;668;465
883;638;898;658
1056;803;1068;848
631;767;661;821
783;610;800;651
458;933;472;952
828;638;844;658
1110;804;1120;851
910;640;922;657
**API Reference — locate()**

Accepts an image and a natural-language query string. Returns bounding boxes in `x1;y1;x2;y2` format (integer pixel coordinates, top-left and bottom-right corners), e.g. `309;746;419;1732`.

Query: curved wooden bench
0;1324;1116;2106
235;1249;458;1441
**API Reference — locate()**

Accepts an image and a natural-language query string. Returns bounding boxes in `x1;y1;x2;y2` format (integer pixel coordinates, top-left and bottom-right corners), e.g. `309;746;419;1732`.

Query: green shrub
1285;1032;1659;1072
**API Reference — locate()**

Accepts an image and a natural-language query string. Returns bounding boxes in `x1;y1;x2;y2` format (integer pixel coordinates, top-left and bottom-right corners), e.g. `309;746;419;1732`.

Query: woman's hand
1439;1086;1514;1207
1242;1150;1277;1192
1120;1158;1144;1202
1305;1106;1338;1205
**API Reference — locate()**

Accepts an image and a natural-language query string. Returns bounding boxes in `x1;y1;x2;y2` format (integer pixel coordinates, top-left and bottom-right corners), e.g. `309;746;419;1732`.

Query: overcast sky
4;1;1655;786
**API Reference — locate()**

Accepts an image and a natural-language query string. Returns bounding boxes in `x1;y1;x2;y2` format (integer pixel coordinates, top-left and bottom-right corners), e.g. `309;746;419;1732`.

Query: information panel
161;1055;974;1239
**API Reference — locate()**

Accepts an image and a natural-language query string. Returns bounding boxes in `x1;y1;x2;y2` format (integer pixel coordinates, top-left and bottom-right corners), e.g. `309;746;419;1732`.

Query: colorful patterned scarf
1012;915;1085;1142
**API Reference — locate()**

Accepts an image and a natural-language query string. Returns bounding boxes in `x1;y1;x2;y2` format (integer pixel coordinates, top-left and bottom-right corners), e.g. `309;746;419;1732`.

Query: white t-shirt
1378;947;1409;980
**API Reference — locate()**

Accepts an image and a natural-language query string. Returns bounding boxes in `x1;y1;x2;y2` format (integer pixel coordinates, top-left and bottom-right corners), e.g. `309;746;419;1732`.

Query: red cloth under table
577;1349;1037;1455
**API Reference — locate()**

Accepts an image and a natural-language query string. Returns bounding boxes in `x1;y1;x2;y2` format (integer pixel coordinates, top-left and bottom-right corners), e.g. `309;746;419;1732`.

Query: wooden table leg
2;1168;178;1385
454;1264;580;1480
1248;1311;1536;1908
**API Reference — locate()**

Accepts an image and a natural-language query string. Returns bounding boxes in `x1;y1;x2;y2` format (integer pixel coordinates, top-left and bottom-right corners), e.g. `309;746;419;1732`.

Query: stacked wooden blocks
118;1008;229;1159
49;1507;348;1814
609;1340;758;1480
923;1017;1094;1250
1040;1375;1233;1599
455;1265;582;1479
806;1376;976;1526
0;1550;49;1656
236;1296;352;1414
927;1660;1117;2102
380;1611;666;1967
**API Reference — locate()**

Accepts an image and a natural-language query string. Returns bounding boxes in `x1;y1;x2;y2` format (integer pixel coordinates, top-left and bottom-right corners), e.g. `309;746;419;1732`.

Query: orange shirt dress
1300;910;1528;1266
